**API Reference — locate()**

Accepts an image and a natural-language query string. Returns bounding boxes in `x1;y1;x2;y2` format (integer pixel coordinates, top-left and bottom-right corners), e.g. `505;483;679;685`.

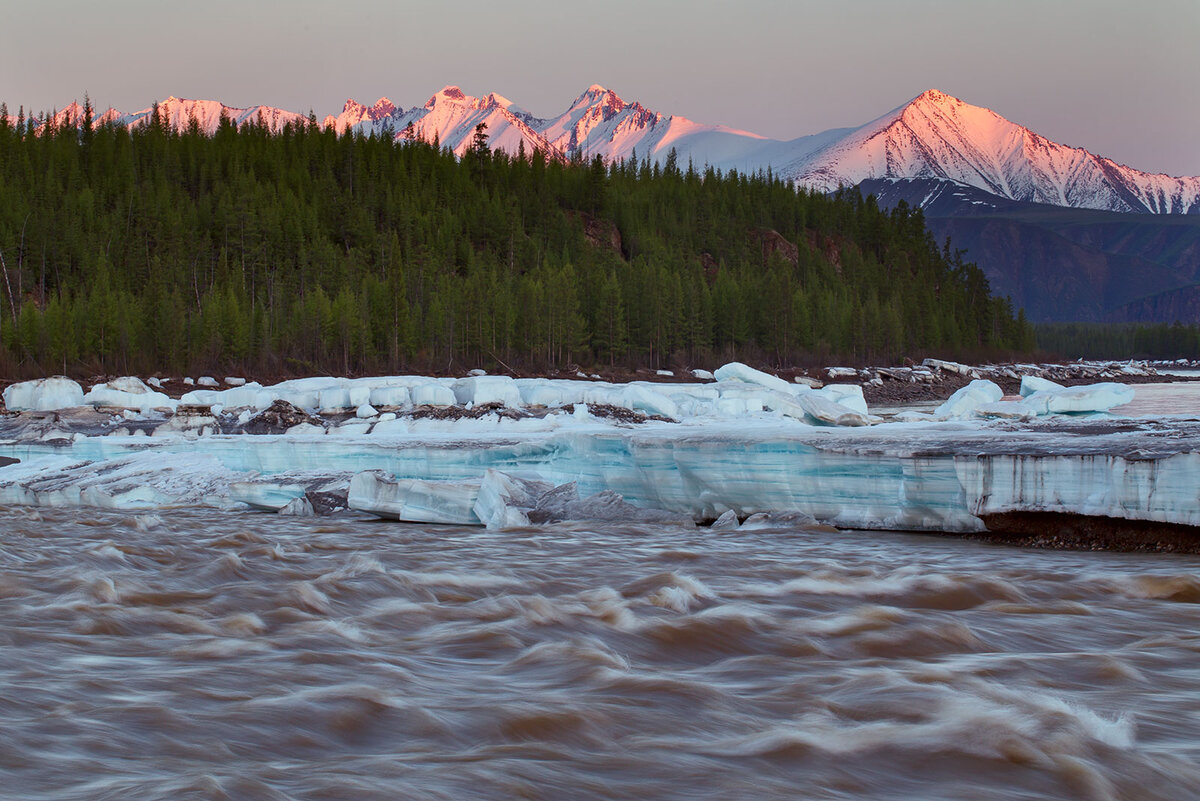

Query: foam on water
3;508;1200;800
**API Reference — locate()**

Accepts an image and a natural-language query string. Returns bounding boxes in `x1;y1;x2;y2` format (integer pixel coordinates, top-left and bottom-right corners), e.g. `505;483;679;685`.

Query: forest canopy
0;103;1033;377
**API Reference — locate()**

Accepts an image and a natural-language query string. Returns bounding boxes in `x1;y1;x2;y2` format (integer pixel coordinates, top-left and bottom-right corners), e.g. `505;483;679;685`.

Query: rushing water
3;508;1200;800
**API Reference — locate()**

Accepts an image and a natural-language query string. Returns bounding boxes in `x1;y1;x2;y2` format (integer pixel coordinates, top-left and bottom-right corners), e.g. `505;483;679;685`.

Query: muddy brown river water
2;507;1199;800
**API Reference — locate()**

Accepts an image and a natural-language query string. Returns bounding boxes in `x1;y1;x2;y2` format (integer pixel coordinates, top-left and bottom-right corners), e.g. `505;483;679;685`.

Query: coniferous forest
1035;322;1200;362
0;104;1034;378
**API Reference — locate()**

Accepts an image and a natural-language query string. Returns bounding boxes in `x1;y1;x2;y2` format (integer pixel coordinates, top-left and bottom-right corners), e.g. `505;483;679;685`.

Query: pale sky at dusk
4;0;1198;176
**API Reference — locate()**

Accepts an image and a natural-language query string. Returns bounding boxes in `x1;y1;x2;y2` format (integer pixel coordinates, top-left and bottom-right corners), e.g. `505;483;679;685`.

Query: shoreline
0;361;1197;556
4;359;1196;412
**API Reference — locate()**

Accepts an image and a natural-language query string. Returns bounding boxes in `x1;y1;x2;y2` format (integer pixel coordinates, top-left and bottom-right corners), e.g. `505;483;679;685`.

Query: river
3;502;1200;800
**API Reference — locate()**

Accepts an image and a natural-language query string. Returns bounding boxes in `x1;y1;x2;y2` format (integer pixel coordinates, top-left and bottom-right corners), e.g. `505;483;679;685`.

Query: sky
4;0;1198;176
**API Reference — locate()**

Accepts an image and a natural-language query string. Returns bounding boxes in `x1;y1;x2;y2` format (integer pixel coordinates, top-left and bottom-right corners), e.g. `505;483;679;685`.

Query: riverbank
1;361;1197;554
5;358;1198;411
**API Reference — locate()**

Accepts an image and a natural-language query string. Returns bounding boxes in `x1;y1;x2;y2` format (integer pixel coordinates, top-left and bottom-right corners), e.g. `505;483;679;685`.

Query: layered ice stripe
958;452;1200;525
2;420;1196;529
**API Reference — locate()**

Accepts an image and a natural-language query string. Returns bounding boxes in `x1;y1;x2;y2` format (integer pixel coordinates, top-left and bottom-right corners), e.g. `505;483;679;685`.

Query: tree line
0;101;1033;378
1036;322;1200;361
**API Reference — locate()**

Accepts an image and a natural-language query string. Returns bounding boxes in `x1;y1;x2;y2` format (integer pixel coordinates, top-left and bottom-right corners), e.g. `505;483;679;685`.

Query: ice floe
0;360;1192;535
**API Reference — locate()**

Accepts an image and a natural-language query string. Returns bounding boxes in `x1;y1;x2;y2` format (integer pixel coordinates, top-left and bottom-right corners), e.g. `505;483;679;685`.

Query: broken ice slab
348;471;482;524
935;379;1004;419
3;377;86;412
1024;383;1136;414
229;481;309;511
523;481;694;527
472;469;553;529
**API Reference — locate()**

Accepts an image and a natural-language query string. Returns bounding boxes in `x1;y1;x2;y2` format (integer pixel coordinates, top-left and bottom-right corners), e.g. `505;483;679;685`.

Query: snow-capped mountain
50;101;123;129
531;84;779;166
788;89;1200;214
321;86;556;157
322;86;1200;213
21;87;1200;214
325;96;400;132
113;96;309;133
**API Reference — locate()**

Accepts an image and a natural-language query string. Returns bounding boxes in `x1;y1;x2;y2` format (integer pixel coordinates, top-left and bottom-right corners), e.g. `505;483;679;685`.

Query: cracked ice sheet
0;415;1197;528
0;452;246;509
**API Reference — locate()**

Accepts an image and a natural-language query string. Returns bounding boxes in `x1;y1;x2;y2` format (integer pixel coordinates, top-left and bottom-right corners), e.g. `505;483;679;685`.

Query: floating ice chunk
147;377;163;388
1020;375;1063;397
197;376;218;387
656;369;674;377
411;383;456;406
935;379;1003;420
1028;382;1135;414
714;362;791;393
691;369;715;381
183;377;195;386
468;368;487;377
473;469;554;529
348;471;481;524
225;377;247;387
452;375;521;407
356;404;378;419
3;377;85;411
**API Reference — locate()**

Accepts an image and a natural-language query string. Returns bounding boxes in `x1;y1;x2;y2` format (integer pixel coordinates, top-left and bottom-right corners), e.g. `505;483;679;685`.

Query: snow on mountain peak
789;89;1199;213
913;88;956;106
570;84;625;112
428;86;468;107
485;92;513;109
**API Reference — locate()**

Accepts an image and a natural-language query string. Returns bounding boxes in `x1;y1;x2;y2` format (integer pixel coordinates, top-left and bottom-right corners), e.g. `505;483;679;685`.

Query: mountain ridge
12;86;1199;214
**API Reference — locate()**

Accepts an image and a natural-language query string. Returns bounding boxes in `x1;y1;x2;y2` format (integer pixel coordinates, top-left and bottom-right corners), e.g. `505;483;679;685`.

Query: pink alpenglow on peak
788;89;1200;213
325;97;403;132
428;86;467;107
